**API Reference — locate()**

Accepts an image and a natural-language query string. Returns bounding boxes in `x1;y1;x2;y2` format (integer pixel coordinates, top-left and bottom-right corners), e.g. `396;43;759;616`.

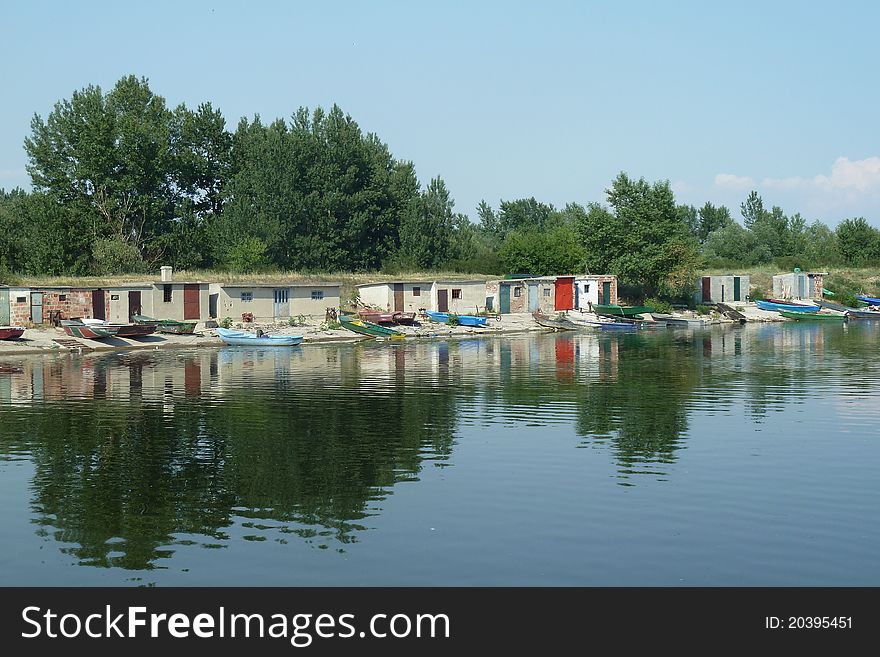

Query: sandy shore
0;307;783;357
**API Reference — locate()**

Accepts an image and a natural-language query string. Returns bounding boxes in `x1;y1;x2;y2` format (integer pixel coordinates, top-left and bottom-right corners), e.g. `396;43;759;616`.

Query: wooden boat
0;326;25;340
651;313;706;328
755;300;820;313
847;309;880;319
592;303;653;317
61;320;119;340
339;314;405;338
424;310;488;327
216;327;303;346
81;318;157;337
358;309;417;325
132;314;198;334
815;299;856;313
532;311;577;331
778;310;846;322
715;303;747;324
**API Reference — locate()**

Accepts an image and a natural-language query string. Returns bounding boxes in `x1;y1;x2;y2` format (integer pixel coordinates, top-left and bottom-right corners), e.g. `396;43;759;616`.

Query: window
111;294;119;300
514;287;522;298
452;288;462;299
241;291;253;302
543;288;551;297
59;294;67;301
16;297;26;303
163;285;173;303
412;287;421;297
311;290;324;301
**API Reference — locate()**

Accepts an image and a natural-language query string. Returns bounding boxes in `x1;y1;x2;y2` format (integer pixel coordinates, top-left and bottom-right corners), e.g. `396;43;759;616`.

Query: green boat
778;310;846;322
132;314;198;334
593;304;654;317
339;314;405;338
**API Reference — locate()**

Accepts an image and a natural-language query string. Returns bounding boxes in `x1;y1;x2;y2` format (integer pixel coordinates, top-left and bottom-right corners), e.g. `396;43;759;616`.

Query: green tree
24;76;177;261
576;173;701;295
696;202;733;243
835;217;880;265
396;177;456;270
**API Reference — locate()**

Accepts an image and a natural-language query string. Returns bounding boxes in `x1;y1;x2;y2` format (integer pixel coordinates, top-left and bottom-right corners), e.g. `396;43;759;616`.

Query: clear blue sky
2;0;879;225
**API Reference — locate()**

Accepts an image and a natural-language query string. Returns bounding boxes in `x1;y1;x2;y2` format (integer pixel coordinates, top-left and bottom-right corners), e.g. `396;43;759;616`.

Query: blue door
30;292;43;324
500;284;510;314
528;283;539;312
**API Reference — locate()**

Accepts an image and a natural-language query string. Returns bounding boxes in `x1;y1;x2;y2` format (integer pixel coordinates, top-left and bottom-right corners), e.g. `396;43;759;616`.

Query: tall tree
24;76;176;261
397;177;456;270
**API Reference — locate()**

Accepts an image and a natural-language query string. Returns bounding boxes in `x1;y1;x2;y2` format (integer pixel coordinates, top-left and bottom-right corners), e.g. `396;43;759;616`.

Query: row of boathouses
1;266;829;327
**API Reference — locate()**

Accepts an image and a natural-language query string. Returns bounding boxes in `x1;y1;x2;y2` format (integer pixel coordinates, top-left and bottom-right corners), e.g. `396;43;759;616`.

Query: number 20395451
765;616;852;630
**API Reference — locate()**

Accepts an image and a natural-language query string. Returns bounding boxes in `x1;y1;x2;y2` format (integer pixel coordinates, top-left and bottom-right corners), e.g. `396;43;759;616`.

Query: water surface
1;322;878;585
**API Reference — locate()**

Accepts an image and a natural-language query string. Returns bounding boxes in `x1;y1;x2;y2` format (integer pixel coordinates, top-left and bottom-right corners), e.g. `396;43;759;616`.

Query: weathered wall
290;286;341;316
433;281;487;313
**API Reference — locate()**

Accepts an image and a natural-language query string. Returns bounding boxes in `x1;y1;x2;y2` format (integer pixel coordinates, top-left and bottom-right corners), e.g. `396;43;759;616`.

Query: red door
183;284;200;320
554;277;574;310
702;277;711;302
393;283;404;311
437;289;449;312
92;289;106;320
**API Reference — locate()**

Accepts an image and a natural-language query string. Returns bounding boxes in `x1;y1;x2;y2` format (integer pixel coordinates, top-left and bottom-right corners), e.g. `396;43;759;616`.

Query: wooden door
273;289;289;319
128;290;142;321
701;277;711;302
31;292;43;324
602;281;611;305
183;284;200;320
0;288;9;325
393;283;404;311
437;289;449;312
528;283;539;312
92;289;105;320
554;277;574;310
500;284;510;313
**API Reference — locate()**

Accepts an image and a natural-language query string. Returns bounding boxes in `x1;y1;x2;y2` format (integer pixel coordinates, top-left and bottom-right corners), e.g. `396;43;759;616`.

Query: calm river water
1;322;878;586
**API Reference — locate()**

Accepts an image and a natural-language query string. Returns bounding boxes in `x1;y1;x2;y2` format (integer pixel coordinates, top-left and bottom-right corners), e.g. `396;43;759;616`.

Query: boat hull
857;295;880;305
340;315;405;338
0;326;25;340
424;311;488;326
756;300;820;313
60;321;118;339
532;311;576;330
132;315;197;334
651;313;705;328
216;328;303;346
847;309;880;319
593;304;654;317
778;310;846;321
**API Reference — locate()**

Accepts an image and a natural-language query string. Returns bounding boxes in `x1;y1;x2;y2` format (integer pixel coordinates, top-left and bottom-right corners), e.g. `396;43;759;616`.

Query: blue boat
755;300;820;313
424;310;488;327
216;327;303;346
857;295;880;305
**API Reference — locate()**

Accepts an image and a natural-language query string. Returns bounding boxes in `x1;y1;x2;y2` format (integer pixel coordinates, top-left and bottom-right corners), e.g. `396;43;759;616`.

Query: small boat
216;327;303;346
592;303;654;317
778;310;846;322
651;313;706;328
715;303;747;324
424;310;488;327
80;318;157;337
0;326;25;340
755;300;820;313
815;299;856;313
339;314;406;338
132;314;197;334
60;320;119;340
358;309;417;325
532;311;577;331
847;309;880;319
857;295;880;305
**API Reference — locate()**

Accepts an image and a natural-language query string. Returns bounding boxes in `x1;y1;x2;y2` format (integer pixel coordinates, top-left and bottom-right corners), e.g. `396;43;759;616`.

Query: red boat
0;326;25;340
358;309;417;325
80;318;156;337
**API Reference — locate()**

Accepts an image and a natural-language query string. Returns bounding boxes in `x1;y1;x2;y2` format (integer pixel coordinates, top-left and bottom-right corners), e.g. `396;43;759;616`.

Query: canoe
532;311;577;331
339;314;405;338
778;310;846;321
358;310;417;325
651;313;706;328
755;300;820;313
132;314;198;334
424;310;488;327
0;326;25;340
857;295;880;305
216;327;303;346
60;320;119;340
593;304;654;317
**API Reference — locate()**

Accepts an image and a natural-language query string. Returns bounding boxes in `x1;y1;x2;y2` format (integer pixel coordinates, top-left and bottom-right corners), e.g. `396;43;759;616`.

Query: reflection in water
1;321;880;580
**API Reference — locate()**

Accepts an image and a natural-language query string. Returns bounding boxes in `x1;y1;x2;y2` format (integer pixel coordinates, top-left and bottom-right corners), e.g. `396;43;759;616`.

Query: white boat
216;327;303;346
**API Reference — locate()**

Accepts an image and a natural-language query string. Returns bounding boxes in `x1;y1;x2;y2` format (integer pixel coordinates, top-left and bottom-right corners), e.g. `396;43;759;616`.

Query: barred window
163;285;172;303
241;291;253;302
311;290;324;300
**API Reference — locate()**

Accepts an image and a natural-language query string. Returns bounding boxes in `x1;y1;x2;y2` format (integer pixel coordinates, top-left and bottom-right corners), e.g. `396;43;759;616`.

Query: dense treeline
1;75;879;298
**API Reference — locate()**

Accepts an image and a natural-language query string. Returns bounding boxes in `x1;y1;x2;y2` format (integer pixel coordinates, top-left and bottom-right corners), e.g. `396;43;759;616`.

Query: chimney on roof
160;266;173;282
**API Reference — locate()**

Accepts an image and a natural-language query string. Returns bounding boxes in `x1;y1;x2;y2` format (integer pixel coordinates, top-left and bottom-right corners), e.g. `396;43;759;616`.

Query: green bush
92;237;147;275
644;297;673;314
695;304;713;316
288;314;307;327
749;286;769;301
219;317;233;329
447;313;460;326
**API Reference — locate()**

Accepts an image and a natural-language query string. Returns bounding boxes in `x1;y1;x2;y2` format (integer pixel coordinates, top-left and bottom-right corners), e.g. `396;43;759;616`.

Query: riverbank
0;307;784;357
